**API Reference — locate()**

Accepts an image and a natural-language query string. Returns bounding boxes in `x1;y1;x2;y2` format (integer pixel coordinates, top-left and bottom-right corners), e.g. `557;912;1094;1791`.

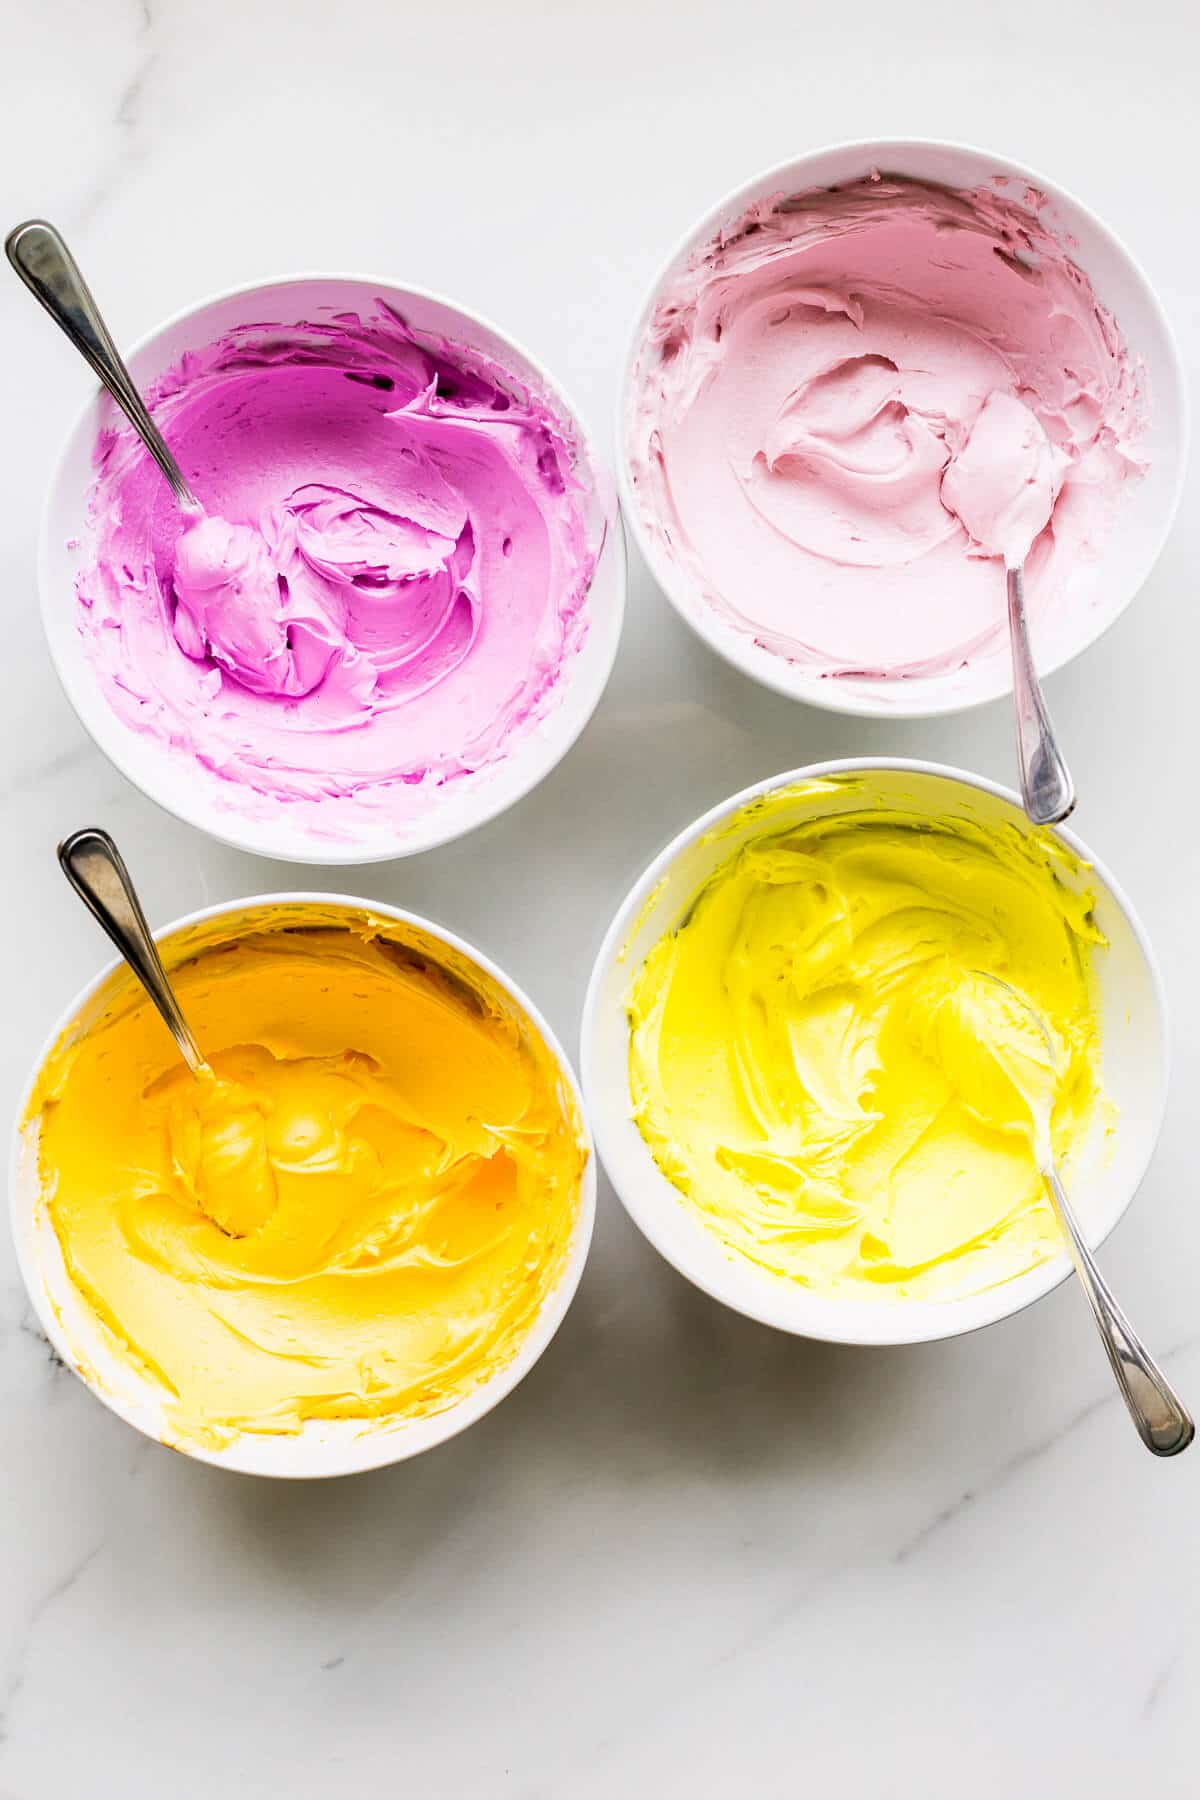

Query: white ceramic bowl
619;138;1188;720
12;895;596;1477
41;274;626;863
581;760;1168;1346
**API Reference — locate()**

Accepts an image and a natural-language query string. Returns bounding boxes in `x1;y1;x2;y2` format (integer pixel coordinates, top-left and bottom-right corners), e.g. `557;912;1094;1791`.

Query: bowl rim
580;755;1171;1346
39;269;627;865
11;890;598;1478
616;135;1192;722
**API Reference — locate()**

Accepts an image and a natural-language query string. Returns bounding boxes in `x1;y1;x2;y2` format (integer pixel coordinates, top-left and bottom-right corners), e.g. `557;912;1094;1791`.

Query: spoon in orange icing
58;828;277;1237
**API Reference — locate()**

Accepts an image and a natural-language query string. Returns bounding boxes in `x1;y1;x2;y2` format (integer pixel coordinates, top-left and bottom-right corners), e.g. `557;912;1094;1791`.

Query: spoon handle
6;219;199;512
1008;564;1075;827
58;828;208;1078
1045;1164;1193;1456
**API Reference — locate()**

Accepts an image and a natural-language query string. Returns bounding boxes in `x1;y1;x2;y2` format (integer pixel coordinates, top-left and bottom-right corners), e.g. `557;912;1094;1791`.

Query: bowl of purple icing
41;276;625;861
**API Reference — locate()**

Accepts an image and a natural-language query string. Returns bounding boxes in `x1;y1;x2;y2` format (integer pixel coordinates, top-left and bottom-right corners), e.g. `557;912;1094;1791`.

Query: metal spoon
941;392;1075;827
59;829;279;1240
6;219;200;514
58;827;208;1079
971;970;1191;1456
1007;561;1075;826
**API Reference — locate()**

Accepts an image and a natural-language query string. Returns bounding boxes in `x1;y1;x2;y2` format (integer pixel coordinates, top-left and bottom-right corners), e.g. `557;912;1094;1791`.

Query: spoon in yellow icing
58;828;277;1238
948;969;1192;1456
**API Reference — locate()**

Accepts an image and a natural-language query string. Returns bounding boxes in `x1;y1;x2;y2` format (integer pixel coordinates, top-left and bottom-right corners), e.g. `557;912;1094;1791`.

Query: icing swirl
628;175;1145;682
30;908;587;1448
628;790;1107;1300
79;309;598;833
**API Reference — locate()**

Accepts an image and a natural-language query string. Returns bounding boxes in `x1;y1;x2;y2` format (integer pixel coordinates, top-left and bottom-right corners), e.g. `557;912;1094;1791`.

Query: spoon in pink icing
6;219;201;514
942;392;1075;826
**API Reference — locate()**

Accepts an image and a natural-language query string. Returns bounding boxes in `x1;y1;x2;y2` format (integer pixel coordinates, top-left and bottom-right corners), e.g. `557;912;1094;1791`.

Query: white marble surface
1;0;1198;1792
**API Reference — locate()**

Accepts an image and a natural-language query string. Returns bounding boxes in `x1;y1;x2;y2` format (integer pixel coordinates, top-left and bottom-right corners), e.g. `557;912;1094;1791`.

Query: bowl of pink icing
42;277;625;860
623;140;1187;717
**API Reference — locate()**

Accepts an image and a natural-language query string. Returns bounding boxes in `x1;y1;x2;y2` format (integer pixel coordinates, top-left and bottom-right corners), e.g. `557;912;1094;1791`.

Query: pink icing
941;391;1069;568
627;175;1146;682
78;308;597;828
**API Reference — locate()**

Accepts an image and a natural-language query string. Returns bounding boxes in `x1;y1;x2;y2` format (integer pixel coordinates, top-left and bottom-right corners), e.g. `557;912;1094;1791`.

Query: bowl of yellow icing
13;897;593;1475
582;763;1167;1344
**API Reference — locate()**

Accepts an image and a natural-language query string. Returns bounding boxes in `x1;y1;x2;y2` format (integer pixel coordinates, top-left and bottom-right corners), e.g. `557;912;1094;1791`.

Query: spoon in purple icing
6;218;201;513
8;219;310;688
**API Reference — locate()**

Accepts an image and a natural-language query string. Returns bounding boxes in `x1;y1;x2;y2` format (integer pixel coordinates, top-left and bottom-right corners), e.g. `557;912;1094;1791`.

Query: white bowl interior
12;896;596;1477
582;763;1167;1345
42;276;626;863
620;139;1187;719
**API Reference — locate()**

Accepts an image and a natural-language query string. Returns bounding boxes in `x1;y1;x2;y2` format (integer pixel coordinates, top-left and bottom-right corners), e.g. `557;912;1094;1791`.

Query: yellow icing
628;800;1106;1301
28;907;586;1447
